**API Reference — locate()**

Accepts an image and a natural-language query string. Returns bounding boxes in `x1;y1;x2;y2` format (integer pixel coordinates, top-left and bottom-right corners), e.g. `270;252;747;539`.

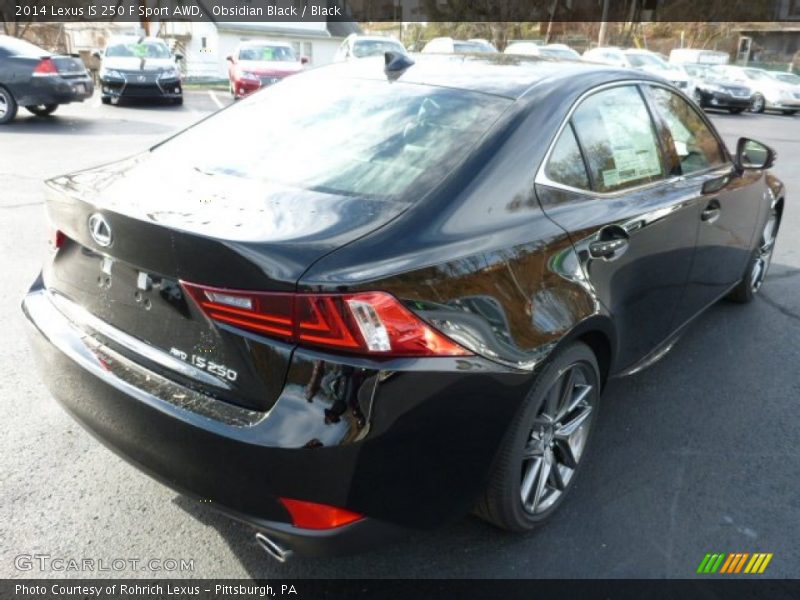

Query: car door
643;84;761;324
535;83;699;370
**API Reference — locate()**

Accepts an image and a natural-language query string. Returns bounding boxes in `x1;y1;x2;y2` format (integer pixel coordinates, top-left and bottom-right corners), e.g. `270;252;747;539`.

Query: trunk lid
44;155;409;411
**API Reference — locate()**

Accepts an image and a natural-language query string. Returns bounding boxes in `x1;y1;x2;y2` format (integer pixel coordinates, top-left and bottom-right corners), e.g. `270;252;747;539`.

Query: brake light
181;282;471;357
33;58;58;77
49;228;65;250
279;498;363;530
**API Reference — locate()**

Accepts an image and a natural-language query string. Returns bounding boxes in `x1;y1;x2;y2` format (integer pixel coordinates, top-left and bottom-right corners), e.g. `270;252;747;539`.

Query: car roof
315;53;653;99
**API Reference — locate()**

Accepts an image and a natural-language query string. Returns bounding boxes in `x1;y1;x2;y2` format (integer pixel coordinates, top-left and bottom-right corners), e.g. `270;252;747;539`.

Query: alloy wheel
751;94;765;113
751;209;779;293
520;362;595;515
0;95;6;118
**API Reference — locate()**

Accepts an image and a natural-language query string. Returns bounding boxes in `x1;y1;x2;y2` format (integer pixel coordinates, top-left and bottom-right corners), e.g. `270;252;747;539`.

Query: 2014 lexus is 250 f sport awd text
22;53;784;560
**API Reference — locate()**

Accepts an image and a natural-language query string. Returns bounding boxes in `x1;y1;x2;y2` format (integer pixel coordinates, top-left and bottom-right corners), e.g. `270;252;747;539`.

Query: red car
227;42;306;99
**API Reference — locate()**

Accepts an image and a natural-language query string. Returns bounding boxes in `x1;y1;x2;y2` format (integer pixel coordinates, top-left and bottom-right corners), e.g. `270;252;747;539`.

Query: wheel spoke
555;405;593;438
555;368;577;420
543;381;560;418
549;459;567;491
522;438;544;459
553;437;578;469
520;456;542;505
564;384;592;419
530;450;552;511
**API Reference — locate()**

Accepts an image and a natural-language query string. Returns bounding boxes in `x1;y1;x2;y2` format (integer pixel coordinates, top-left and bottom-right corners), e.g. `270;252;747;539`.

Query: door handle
589;226;630;260
701;199;721;224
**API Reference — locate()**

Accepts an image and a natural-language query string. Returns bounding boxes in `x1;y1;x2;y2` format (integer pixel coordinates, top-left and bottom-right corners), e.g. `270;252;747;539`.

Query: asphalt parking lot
1;90;798;579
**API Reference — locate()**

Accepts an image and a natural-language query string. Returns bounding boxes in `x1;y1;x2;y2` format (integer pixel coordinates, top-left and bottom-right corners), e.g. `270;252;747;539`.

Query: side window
571;85;665;193
648;86;725;175
544;125;590;190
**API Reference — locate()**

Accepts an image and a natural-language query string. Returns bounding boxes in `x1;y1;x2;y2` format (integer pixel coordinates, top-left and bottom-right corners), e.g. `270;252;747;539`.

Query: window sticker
598;103;661;188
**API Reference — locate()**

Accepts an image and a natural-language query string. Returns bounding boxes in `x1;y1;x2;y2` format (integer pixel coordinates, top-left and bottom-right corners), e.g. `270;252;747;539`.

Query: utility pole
598;0;609;46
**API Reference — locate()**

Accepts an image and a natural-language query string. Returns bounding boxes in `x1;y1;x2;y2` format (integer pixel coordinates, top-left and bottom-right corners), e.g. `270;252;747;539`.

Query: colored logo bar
697;553;773;574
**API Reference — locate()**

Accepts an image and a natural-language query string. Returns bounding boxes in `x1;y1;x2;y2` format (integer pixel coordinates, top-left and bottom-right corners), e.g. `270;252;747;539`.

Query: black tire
782;110;797;116
693;90;704;107
25;104;58;116
475;342;601;531
729;108;744;114
0;86;18;124
727;205;781;303
751;93;765;113
100;96;111;105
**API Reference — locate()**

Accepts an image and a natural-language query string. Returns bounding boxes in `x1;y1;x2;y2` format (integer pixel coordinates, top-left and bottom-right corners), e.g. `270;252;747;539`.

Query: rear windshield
0;36;48;57
239;45;296;62
157;76;510;199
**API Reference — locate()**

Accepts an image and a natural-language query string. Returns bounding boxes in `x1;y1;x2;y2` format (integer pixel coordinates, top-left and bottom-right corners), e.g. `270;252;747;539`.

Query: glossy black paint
23;54;784;554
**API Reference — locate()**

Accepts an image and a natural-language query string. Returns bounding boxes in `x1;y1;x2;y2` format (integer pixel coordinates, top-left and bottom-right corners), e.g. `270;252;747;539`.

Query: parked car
422;37;498;54
505;42;581;60
0;35;93;124
621;49;694;95
228;41;306;99
764;70;800;88
94;36;183;105
582;46;628;67
24;55;784;559
683;64;753;113
711;65;800;114
668;48;729;66
334;34;407;62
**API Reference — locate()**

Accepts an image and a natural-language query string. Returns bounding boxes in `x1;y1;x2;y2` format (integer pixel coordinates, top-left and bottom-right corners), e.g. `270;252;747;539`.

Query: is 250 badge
169;347;238;382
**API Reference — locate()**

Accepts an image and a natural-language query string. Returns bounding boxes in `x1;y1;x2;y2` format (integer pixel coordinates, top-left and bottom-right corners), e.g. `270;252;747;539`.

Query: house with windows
179;21;360;79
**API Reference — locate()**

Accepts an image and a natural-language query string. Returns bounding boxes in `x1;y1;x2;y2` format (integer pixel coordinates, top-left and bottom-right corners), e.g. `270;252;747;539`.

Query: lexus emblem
88;213;113;247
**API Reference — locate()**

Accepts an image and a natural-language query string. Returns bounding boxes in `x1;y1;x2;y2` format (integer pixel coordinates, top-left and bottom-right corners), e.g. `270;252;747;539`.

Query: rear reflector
32;58;58;77
181;282;471;357
49;228;65;250
279;498;363;530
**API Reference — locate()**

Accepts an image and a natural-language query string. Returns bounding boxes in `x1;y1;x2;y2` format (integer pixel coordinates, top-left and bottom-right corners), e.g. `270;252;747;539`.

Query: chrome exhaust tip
255;532;293;563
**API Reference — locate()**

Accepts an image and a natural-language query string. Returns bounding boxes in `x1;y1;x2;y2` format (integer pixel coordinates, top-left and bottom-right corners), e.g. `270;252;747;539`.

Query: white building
179;21;360;79
62;20;359;80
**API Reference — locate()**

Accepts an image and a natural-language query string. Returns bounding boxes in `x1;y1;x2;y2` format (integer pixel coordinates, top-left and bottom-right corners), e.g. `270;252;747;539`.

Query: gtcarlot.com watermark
14;553;195;573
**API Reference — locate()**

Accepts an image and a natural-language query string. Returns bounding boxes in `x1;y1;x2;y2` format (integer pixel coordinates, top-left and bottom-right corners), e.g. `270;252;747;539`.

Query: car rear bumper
22;283;530;554
15;76;94;106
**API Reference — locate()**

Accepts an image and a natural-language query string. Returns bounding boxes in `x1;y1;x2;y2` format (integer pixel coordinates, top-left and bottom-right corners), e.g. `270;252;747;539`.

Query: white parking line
208;90;224;109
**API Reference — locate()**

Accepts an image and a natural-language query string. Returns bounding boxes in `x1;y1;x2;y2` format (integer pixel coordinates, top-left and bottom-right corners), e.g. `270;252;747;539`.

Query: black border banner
2;0;800;23
2;579;800;600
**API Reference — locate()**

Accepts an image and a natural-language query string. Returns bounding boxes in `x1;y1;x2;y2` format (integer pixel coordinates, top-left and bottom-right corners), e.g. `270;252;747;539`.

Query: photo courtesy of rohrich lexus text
1;0;798;597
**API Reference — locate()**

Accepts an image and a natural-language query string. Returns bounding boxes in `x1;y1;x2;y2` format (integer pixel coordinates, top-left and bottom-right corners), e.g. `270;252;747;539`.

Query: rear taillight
279;498;363;530
49;228;65;250
32;58;58;77
181;282;470;357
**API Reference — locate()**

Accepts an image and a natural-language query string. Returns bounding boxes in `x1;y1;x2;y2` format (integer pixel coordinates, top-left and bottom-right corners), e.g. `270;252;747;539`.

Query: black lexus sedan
23;54;783;559
684;64;754;113
95;36;183;105
0;35;93;124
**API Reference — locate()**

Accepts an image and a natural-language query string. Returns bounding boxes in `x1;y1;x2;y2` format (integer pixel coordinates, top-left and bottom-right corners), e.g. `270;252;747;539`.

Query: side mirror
174;53;184;61
300;56;309;65
226;55;234;63
736;137;775;171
